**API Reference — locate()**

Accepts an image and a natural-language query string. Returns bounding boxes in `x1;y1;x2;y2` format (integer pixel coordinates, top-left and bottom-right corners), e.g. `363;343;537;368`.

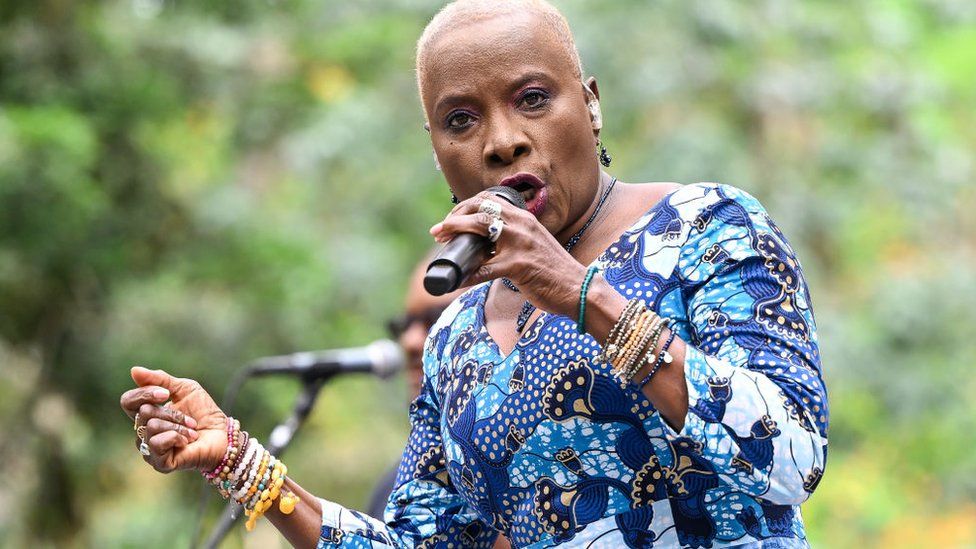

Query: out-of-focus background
1;0;974;547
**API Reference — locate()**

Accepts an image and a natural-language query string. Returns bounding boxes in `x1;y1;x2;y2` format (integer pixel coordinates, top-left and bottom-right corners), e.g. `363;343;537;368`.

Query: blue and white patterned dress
317;183;828;548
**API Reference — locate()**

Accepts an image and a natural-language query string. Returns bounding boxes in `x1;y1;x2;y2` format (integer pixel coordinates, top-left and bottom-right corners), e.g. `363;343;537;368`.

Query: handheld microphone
424;185;526;296
248;339;404;379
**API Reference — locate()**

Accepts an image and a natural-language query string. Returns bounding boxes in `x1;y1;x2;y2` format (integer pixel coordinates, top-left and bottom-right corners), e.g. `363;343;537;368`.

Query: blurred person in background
119;0;828;547
365;254;461;519
366;255;511;548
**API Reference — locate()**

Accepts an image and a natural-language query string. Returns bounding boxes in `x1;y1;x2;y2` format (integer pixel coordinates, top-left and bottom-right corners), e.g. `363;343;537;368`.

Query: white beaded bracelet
231;443;265;502
231;438;258;483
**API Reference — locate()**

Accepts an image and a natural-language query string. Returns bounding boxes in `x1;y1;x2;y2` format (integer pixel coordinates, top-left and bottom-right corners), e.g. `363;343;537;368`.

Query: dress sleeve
316;322;498;548
659;184;828;506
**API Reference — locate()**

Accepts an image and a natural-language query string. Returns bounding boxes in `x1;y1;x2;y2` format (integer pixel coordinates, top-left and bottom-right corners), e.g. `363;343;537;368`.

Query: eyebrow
433;70;558;115
509;71;556;93
434;90;478;116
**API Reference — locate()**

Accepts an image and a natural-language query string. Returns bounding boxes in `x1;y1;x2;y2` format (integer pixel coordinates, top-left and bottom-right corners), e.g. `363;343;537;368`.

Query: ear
583;77;602;135
584;76;601;102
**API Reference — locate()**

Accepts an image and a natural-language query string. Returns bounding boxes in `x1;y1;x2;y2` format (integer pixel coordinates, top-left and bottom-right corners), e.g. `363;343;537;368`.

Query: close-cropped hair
415;0;584;101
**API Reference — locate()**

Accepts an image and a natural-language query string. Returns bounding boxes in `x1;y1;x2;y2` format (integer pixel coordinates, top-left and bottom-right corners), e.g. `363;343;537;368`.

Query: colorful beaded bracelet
204;417;237;480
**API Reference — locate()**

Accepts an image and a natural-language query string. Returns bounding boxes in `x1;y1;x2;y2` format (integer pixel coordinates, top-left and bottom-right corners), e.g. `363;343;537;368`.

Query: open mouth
511;180;538;203
499;173;548;216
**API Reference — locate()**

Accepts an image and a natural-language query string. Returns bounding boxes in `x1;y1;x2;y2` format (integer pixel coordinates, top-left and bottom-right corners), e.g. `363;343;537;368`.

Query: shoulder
619;182;770;242
663;182;769;221
665;183;802;283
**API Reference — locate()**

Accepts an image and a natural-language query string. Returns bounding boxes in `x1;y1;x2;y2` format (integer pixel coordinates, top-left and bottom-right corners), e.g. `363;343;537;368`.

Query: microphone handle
424;185;526;296
424;233;489;296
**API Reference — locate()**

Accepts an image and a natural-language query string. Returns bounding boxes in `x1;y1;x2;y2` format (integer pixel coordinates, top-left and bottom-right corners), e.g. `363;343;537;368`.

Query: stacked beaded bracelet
636;329;677;388
639;317;671;382
598;299;644;364
621;315;669;381
615;310;652;378
576;265;600;334
215;431;249;497
201;417;301;532
599;298;675;383
245;459;289;531
204;417;239;481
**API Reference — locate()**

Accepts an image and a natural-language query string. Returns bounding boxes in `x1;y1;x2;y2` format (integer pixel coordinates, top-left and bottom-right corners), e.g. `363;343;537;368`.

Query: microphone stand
202;374;332;549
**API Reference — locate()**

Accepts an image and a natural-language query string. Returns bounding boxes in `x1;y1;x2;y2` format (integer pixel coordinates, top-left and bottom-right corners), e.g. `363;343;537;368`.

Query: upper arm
680;184;828;436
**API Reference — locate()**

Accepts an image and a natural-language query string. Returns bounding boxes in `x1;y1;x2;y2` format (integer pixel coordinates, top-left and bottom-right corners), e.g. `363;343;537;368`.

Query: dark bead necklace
501;177;618;333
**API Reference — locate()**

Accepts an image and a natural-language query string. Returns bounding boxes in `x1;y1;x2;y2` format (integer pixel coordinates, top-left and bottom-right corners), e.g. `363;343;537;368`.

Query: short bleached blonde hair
415;0;584;102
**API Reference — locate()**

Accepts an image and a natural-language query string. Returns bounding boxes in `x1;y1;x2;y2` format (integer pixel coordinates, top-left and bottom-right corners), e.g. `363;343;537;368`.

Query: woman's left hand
121;367;229;473
429;191;586;317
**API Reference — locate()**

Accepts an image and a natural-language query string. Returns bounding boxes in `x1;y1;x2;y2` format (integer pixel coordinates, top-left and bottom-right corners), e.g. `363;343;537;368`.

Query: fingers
145;417;198;444
130;366;202;403
120;385;171;420
130;366;179;390
459;255;505;289
431;212;499;243
432;196;533;243
458;248;531;289
148;430;188;460
138;403;198;430
436;192;517;230
446;190;495;216
449;192;519;217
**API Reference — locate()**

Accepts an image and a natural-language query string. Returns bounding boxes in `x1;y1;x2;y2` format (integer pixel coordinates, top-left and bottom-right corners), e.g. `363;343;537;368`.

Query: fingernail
187;428;199;440
429;223;442;235
184;416;198;429
153;388;170;400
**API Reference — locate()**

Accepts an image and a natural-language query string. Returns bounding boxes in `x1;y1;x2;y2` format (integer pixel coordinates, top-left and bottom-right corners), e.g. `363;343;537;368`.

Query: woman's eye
519;90;549;109
446;111;474;130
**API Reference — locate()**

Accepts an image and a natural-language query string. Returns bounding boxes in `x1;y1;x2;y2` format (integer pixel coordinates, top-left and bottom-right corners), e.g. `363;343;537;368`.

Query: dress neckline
474;183;686;361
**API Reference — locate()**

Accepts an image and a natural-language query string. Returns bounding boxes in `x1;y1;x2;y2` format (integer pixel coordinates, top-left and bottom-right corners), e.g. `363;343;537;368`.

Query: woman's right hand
120;366;228;474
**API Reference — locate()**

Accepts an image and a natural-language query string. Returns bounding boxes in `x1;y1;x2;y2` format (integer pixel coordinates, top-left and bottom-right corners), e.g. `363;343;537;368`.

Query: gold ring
133;413;141;431
137;425;148;439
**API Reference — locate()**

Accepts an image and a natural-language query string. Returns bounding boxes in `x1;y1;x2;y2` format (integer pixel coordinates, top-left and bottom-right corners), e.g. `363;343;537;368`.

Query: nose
483;113;530;166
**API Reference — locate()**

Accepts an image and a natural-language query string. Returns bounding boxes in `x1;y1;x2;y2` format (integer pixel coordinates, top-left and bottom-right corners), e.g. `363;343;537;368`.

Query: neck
554;171;614;251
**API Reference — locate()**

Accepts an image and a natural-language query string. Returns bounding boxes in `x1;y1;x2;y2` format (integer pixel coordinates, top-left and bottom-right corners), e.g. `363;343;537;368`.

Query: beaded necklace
500;176;618;333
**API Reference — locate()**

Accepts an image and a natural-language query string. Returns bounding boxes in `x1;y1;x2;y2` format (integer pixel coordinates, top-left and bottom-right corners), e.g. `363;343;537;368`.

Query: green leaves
1;0;975;546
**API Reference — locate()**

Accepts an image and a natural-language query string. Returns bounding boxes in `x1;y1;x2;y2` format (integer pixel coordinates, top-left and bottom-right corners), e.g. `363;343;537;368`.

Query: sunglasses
386;305;446;339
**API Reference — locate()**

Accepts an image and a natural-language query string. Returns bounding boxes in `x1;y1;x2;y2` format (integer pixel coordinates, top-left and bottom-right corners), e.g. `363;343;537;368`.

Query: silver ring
139;440;151;456
487;217;505;243
478;199;503;218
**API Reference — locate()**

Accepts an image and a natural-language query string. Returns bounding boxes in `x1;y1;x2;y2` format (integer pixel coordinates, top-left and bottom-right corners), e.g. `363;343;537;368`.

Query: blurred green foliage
1;0;974;547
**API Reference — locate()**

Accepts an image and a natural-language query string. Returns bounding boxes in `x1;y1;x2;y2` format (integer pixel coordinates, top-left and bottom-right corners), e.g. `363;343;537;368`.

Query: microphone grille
486;185;527;210
368;339;405;379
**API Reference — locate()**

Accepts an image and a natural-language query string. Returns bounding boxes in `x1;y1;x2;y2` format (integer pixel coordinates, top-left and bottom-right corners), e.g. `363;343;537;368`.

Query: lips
499;173;548;217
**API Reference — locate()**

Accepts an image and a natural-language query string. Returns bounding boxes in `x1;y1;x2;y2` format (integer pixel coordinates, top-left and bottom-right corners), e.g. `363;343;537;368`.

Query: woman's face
420;12;601;237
